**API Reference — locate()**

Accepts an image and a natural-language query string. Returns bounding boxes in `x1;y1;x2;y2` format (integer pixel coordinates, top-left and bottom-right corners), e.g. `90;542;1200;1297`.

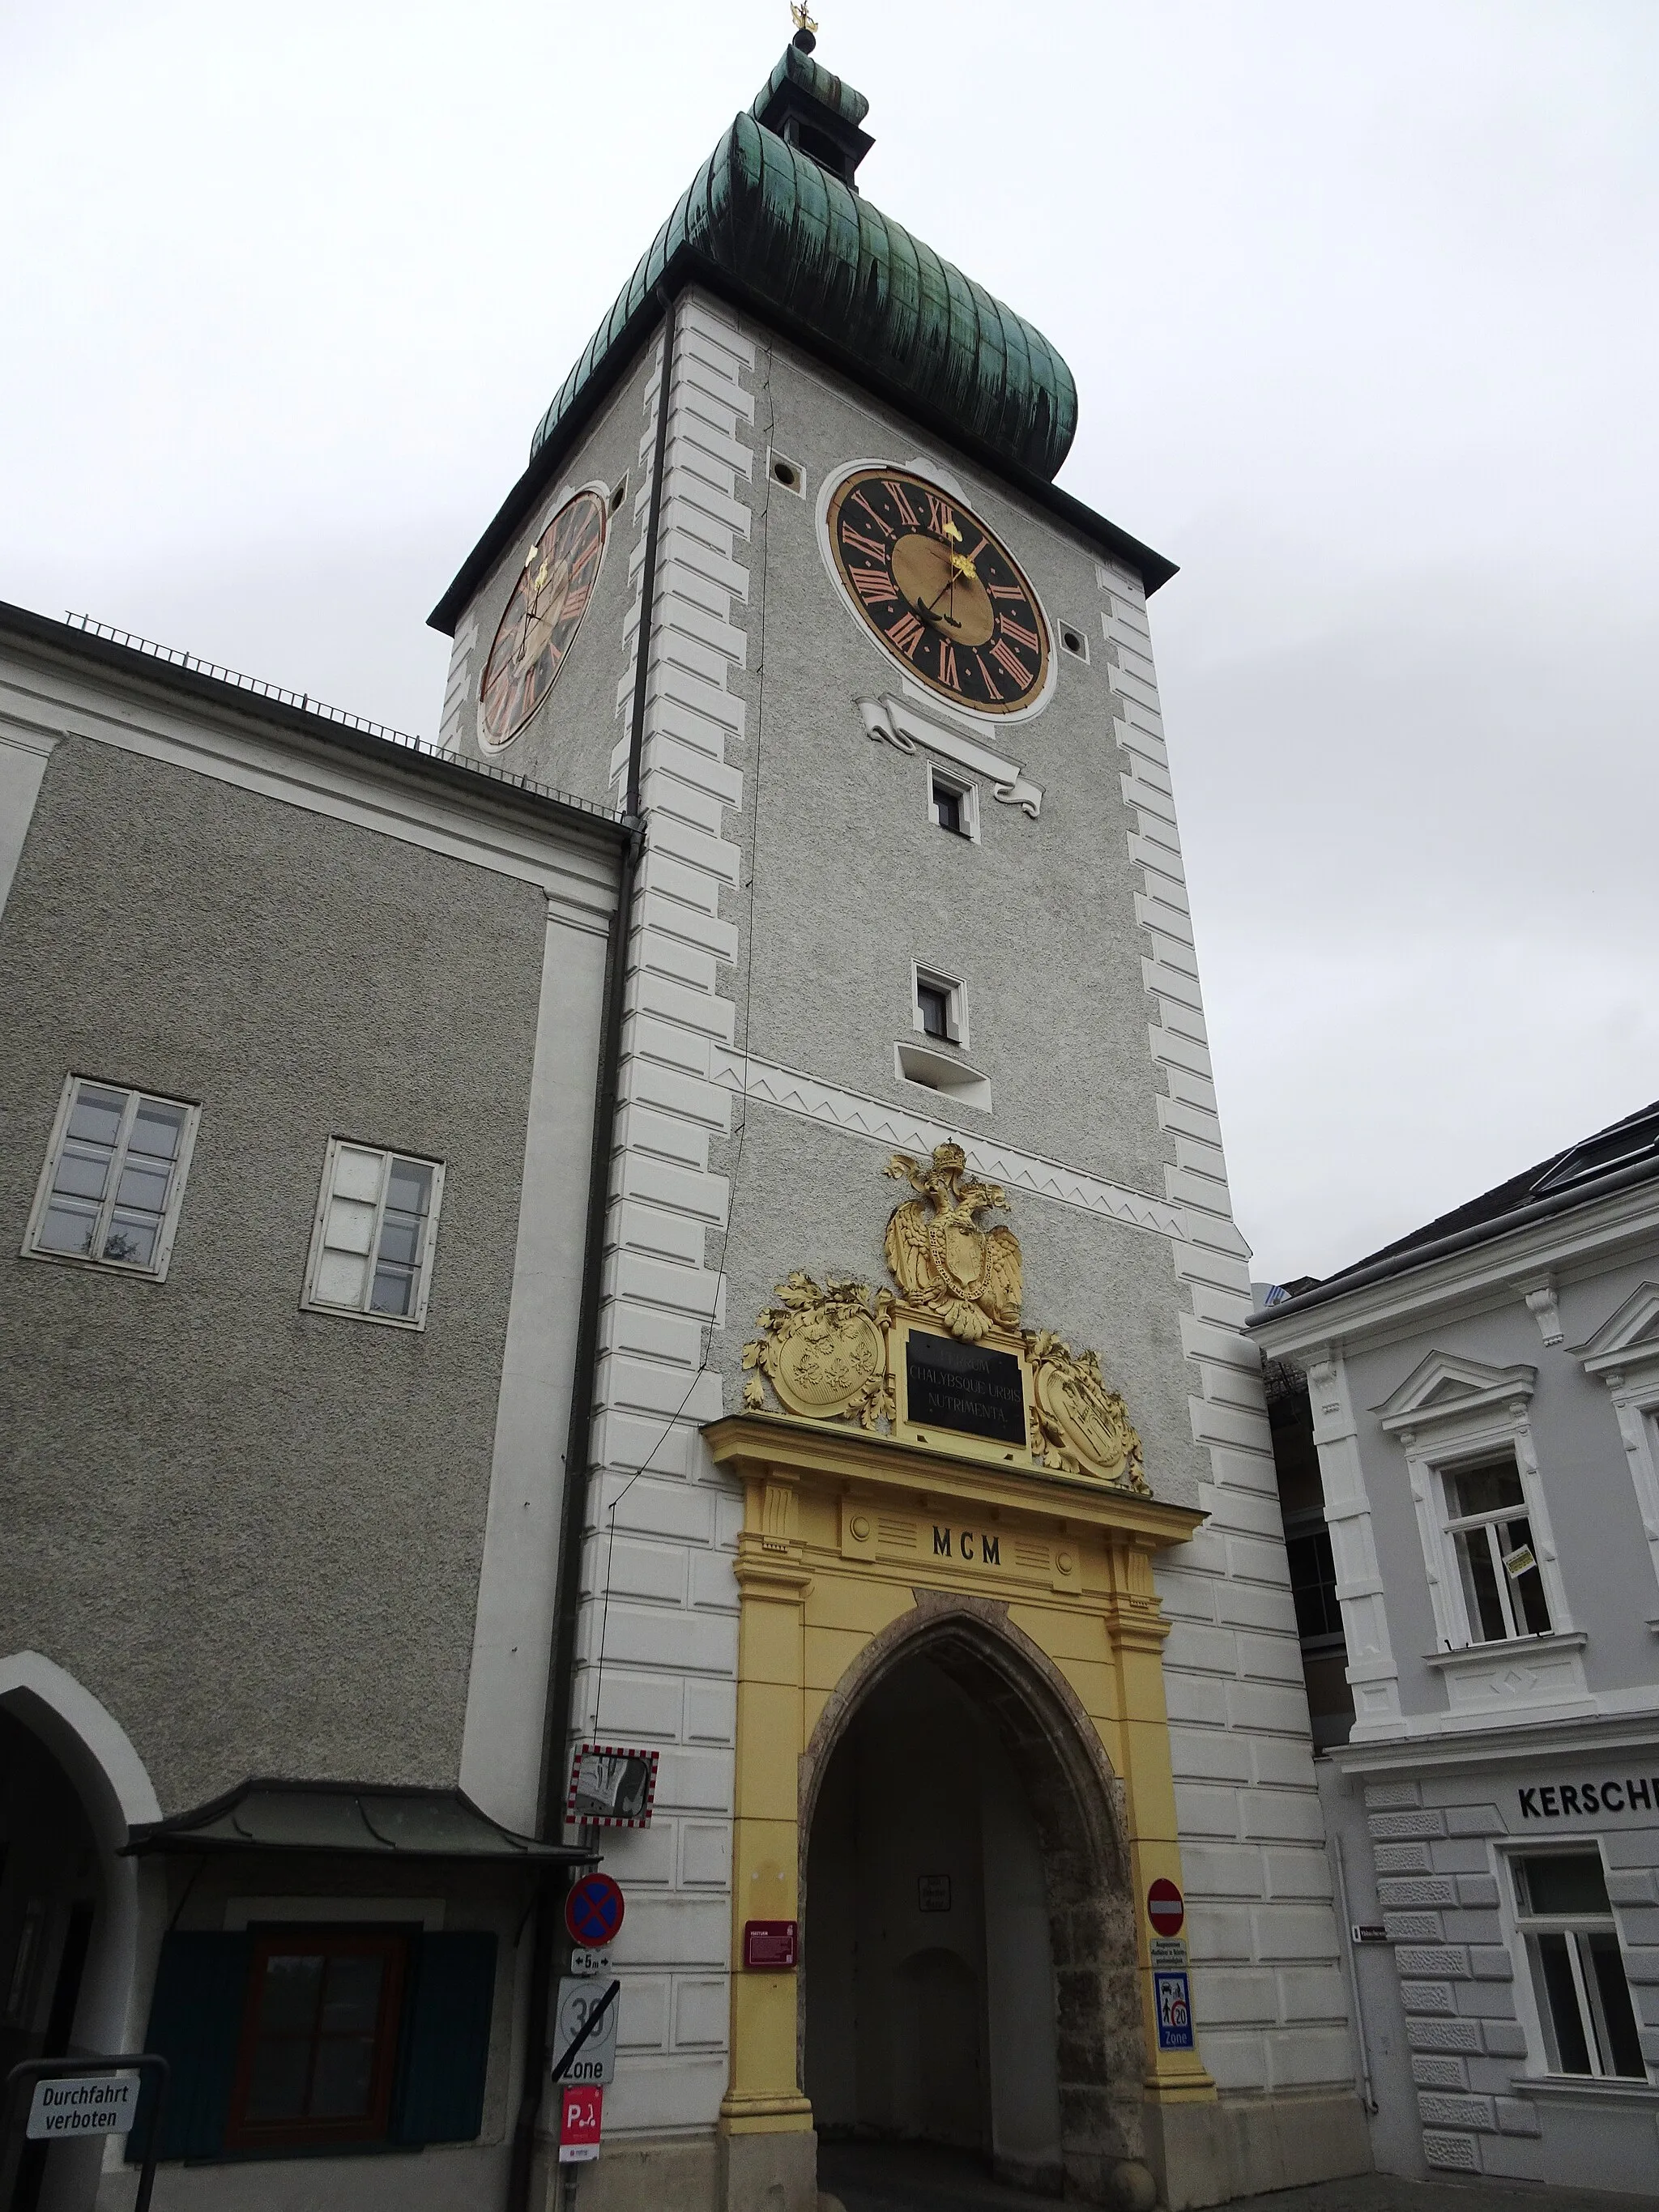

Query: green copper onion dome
528;44;1078;482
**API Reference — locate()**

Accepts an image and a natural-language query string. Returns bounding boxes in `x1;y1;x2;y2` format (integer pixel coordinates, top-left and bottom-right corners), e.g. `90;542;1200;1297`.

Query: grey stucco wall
706;1109;1209;1511
454;346;654;808
1337;1252;1659;1715
727;339;1171;1200
0;735;550;1809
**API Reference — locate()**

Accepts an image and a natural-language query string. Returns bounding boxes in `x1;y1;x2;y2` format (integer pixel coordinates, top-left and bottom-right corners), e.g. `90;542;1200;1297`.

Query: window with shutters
226;1930;407;2150
301;1140;445;1329
134;1924;498;2163
23;1076;199;1280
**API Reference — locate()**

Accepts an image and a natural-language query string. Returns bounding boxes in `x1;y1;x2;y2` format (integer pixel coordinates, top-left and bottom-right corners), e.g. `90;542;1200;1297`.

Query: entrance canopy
122;1779;593;1863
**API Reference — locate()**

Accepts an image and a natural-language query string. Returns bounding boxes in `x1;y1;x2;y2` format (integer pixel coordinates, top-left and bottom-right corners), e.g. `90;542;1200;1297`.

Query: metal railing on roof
62;612;623;825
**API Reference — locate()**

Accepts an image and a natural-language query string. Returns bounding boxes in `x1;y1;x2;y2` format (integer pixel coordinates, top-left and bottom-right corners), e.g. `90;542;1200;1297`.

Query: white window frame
22;1073;200;1283
301;1139;446;1332
911;964;967;1047
1394;1404;1572;1654
1499;1843;1651;2084
1435;1447;1555;1645
927;764;979;843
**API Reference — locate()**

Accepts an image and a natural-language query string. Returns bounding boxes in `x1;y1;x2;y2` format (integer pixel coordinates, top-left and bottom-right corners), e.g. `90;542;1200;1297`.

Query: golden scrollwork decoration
1025;1329;1150;1494
883;1142;1021;1343
741;1272;895;1430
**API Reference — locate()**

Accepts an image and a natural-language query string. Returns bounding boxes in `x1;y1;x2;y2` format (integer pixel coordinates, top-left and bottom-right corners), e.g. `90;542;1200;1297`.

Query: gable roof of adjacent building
1248;1097;1659;1332
0;599;630;855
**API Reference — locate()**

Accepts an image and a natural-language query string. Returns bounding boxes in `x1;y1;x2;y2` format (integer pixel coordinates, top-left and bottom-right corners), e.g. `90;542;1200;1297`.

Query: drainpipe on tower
505;283;680;2212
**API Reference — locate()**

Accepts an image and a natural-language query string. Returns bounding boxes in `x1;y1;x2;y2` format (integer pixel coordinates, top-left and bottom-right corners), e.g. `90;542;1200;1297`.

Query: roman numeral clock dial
825;467;1051;715
477;487;608;751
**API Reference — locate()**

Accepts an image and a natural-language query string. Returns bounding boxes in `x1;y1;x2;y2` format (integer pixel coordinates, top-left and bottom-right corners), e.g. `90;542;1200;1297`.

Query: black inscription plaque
905;1331;1026;1445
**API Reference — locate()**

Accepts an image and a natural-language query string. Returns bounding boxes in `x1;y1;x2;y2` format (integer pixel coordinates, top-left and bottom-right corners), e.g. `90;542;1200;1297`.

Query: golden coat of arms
738;1144;1149;1496
883;1144;1021;1342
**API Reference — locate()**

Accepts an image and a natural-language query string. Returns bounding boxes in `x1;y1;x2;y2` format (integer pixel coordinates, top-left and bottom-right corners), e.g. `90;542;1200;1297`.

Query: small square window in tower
917;982;949;1039
928;769;977;840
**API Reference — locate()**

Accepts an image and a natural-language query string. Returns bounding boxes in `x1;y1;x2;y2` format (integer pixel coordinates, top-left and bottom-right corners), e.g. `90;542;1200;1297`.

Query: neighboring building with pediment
1251;1097;1659;2195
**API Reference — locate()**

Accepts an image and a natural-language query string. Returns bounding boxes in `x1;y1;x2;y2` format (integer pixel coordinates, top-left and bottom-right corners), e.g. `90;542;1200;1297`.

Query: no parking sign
565;1872;625;1948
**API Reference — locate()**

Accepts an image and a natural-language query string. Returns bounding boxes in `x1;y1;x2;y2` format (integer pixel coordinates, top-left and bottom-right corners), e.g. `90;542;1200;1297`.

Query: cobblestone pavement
816;2144;1642;2212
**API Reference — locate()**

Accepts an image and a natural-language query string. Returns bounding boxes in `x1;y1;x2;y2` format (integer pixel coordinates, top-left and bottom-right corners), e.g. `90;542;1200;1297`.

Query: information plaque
905;1332;1026;1446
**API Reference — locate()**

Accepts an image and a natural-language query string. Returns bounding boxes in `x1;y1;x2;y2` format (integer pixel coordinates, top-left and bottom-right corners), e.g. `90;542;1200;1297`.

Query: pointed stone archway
799;1592;1150;2201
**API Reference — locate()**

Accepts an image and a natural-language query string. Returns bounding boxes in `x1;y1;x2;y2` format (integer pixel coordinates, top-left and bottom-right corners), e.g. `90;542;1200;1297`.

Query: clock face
478;488;607;750
825;467;1050;715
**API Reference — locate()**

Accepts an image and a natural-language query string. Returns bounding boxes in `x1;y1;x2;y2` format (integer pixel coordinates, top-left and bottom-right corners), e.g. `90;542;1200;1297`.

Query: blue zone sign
1154;1970;1193;2052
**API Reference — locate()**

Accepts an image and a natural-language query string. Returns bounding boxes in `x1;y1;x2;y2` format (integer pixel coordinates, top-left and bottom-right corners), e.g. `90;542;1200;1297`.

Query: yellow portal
706;1407;1215;2143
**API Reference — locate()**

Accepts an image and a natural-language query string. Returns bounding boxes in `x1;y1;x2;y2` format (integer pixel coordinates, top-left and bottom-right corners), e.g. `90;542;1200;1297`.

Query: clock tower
431;30;1365;2212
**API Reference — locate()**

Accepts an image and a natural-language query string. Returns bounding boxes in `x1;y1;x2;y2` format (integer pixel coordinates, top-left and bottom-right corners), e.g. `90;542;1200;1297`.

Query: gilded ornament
741;1272;894;1430
883;1143;1022;1342
1025;1329;1149;1493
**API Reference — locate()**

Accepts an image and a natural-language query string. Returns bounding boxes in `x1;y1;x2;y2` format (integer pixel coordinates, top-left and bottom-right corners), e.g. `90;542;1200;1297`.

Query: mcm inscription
932;1524;1001;1566
906;1331;1026;1445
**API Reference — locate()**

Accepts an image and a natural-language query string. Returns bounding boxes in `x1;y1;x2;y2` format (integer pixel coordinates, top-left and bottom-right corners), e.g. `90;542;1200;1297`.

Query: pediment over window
1373;1350;1537;1434
1572;1282;1659;1379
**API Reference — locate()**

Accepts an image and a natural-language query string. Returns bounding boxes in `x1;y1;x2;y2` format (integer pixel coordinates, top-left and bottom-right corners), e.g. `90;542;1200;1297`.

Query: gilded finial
790;2;818;51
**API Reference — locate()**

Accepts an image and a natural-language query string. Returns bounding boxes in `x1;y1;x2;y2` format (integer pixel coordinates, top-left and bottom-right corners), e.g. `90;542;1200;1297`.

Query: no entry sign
565;1872;625;1948
1147;1877;1184;1937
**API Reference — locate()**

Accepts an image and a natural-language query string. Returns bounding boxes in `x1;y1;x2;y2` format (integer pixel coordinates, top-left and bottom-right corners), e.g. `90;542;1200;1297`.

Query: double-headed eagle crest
738;1141;1149;1494
883;1143;1021;1342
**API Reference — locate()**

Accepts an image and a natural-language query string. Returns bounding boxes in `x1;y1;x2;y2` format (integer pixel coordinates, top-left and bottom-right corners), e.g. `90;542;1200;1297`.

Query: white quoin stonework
571;298;756;2134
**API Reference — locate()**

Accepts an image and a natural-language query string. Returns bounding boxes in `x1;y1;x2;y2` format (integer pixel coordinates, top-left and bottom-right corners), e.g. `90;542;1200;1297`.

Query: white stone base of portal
1142;2089;1372;2210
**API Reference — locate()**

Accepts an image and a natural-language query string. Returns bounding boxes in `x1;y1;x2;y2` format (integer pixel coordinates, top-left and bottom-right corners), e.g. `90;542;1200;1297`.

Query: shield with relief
742;1274;894;1430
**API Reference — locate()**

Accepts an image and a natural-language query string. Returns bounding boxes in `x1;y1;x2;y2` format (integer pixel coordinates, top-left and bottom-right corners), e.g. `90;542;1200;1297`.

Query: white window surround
911;963;966;1047
1495;1841;1651;2088
1574;1281;1659;1622
764;448;805;497
301;1139;446;1331
1375;1352;1582;1711
22;1074;200;1283
927;762;979;842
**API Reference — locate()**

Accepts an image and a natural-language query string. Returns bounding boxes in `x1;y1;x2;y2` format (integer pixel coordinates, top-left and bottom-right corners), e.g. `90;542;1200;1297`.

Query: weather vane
790;2;818;50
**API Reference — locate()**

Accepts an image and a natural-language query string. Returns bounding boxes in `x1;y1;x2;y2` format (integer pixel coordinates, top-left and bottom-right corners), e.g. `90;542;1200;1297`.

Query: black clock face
826;467;1050;714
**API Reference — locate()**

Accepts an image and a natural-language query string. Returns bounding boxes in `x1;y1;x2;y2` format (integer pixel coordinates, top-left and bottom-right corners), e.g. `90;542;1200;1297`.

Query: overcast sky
4;1;1654;1281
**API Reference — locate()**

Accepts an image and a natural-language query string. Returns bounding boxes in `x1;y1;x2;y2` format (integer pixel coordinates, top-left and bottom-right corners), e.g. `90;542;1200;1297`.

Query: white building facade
1252;1102;1659;2191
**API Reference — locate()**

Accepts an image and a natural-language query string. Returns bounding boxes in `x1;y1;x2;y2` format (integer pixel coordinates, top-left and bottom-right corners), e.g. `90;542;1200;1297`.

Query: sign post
2;2055;168;2212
